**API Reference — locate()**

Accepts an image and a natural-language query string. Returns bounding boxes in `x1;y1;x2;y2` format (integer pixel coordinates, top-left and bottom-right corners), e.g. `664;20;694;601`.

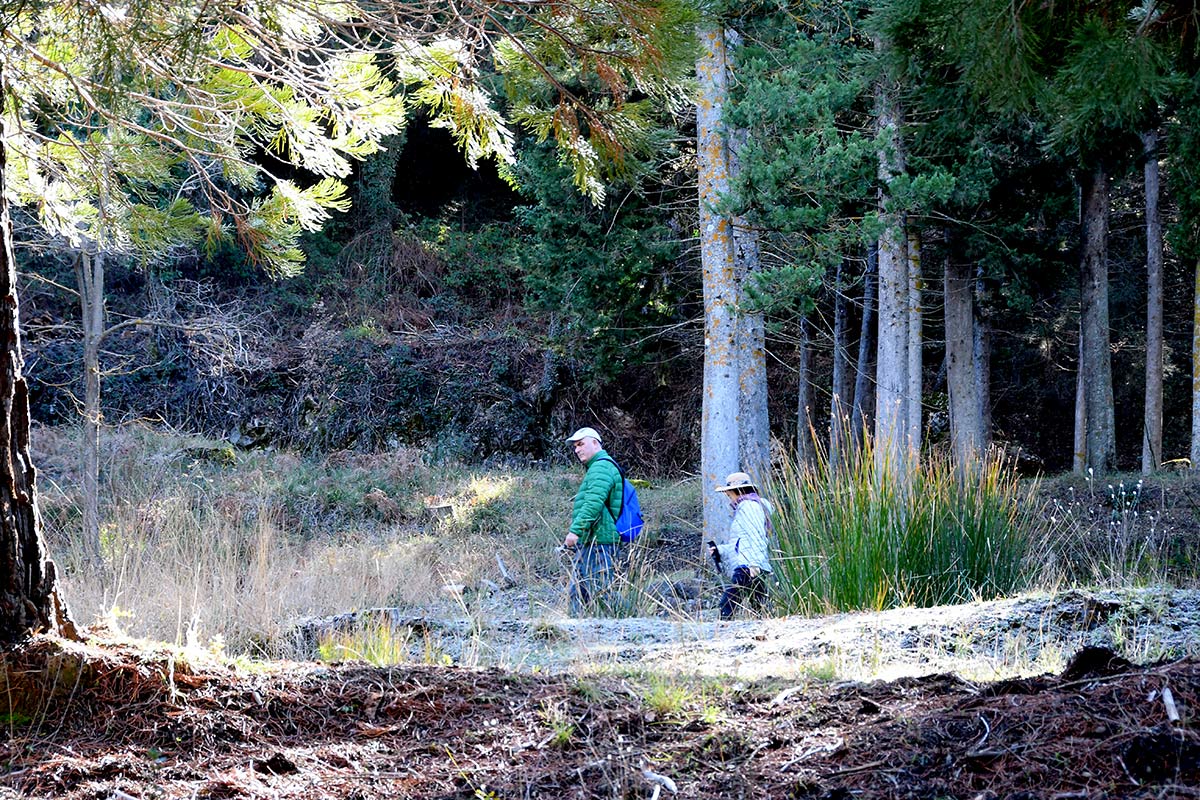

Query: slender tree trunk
852;244;878;452
873;73;909;475
697;23;739;542
1142;130;1164;475
1191;257;1200;469
76;250;105;563
1074;330;1088;473
727;29;770;483
0;120;76;644
974;266;992;443
906;230;923;455
796;316;816;468
944;250;983;468
876;221;909;478
873;37;910;476
1079;166;1116;474
830;259;853;470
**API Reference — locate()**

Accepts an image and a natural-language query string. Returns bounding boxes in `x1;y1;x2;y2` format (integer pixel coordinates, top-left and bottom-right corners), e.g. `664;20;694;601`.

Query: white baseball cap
565;427;602;443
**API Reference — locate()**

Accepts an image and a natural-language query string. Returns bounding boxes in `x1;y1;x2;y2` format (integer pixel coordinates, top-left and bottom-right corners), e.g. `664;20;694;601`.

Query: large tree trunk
0;127;76;645
873;55;909;475
728;28;770;483
830;258;853;470
76;250;104;563
1142;130;1164;475
1079;166;1116;475
697;23;740;542
906;230;923;454
852;244;878;452
944;249;984;468
796;315;816;468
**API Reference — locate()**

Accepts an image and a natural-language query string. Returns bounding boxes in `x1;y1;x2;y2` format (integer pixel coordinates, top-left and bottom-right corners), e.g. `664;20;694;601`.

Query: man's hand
707;541;720;565
564;532;579;548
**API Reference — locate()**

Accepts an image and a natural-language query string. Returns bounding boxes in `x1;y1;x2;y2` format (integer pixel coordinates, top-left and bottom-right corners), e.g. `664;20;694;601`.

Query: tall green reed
769;437;1044;615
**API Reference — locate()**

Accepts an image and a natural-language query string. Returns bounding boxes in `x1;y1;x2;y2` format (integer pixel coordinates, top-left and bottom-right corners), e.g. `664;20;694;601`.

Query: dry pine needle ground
1;635;1198;799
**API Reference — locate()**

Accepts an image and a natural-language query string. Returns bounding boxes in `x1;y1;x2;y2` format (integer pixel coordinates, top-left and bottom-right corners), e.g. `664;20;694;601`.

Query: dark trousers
568;544;616;616
720;566;767;620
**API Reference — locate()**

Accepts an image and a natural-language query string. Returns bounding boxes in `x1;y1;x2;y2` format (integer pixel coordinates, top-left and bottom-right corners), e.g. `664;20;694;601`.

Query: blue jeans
568;544;617;616
720;566;768;620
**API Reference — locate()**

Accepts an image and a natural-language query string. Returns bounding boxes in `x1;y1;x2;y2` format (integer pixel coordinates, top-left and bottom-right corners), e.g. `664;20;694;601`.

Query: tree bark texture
796;315;816;468
944;252;983;468
852;244;878;452
830;258;853;470
1074;330;1087;474
906;230;923;454
1192;257;1200;468
1079;166;1116;475
76;250;104;562
873;58;910;476
727;28;770;483
0;128;74;645
697;23;739;542
974;265;992;442
1142;130;1163;475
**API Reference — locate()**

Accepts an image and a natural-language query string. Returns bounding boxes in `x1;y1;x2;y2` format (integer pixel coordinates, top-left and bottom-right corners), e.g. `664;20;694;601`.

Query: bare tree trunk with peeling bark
697;22;739;543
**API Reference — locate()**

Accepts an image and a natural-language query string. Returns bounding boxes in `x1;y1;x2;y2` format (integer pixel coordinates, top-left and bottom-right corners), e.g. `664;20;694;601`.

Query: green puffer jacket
569;450;622;545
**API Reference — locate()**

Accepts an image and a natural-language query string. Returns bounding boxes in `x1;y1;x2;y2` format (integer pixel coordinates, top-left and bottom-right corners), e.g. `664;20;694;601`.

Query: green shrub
770;441;1044;615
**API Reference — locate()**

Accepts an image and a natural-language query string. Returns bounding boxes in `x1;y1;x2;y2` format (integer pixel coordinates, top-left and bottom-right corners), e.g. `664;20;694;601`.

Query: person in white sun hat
708;471;773;620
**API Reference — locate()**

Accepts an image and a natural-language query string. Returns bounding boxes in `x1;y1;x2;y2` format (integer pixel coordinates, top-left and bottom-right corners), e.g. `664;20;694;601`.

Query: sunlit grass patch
317;623;414;666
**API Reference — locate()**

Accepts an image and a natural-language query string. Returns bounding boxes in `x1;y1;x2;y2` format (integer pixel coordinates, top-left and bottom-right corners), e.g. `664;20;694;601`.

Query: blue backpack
600;457;645;543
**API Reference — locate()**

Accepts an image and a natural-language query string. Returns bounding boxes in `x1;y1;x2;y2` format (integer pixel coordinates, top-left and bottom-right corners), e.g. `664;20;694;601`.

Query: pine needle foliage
1;0;697;272
768;439;1045;616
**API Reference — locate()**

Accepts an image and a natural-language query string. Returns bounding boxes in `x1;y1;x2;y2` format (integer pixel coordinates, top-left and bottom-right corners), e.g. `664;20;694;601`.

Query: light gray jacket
715;496;773;580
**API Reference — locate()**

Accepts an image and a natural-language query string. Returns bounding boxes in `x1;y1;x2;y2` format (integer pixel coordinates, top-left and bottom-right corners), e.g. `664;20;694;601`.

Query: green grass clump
642;676;695;719
770;440;1044;615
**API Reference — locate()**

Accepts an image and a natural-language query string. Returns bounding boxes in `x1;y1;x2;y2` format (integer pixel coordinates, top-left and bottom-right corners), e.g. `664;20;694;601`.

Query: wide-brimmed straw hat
714;471;757;493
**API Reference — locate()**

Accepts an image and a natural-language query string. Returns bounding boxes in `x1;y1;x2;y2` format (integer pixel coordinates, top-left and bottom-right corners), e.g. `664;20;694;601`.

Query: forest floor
4;473;1200;799
3;586;1200;800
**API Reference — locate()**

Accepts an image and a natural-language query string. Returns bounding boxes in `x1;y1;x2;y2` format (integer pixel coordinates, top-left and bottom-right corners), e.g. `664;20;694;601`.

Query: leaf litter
3;589;1200;800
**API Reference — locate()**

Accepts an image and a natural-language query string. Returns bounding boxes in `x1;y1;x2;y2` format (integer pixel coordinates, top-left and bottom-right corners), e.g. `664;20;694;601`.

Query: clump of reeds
769;438;1044;616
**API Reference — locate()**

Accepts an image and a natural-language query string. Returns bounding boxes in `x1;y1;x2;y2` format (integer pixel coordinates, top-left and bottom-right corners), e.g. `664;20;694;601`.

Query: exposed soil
4;588;1200;800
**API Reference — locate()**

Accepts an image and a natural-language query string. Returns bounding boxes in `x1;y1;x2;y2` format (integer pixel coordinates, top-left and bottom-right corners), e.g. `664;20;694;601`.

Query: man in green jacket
564;426;622;615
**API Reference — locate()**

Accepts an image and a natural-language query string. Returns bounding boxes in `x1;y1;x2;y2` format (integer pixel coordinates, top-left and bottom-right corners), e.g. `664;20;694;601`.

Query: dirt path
311;587;1200;682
